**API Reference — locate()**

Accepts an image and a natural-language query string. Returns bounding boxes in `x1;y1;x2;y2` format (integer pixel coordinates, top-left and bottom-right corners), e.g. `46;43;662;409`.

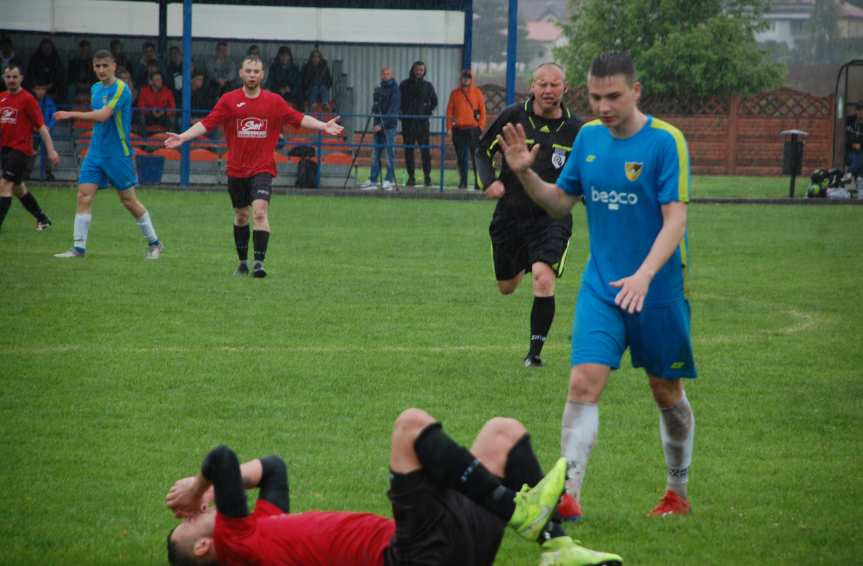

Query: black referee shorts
383;470;505;566
227;173;274;209
1;147;34;185
489;203;573;281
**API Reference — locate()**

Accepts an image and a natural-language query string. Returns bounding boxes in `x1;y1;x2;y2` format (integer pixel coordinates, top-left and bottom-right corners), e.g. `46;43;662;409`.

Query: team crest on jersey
625;161;643;182
551;148;566;169
0;107;17;124
238;117;268;138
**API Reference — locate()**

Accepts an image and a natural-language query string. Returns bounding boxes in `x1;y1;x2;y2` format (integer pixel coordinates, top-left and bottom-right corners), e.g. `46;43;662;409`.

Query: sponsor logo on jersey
590;187;639;211
539;124;550;133
1;107;18;124
551;147;566;169
237;102;247;108
237;117;268;138
585;154;596;163
671;361;685;369
625;161;643;182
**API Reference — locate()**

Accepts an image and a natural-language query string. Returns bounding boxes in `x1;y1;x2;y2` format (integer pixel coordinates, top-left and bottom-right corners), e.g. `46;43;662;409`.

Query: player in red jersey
0;63;60;231
165;407;622;566
166;55;343;278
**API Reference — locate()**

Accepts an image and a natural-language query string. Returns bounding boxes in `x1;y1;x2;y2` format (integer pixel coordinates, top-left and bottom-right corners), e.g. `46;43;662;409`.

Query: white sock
73;213;92;250
561;401;598;501
659;392;694;499
135;211;159;245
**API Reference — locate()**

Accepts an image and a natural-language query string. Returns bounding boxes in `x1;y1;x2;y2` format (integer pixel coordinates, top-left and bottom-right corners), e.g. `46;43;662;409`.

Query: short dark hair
143;41;156;51
589;51;637;84
93;49;114;62
149;70;163;81
167;527;216;566
3;63;22;75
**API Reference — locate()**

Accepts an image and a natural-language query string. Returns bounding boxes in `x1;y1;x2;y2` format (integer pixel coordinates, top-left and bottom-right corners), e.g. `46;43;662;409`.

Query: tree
555;0;785;96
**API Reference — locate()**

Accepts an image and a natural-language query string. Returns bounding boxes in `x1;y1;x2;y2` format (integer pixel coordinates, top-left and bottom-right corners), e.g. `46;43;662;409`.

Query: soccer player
165;407;622;565
53;50;162;259
0;64;59;231
165;55;343;278
496;52;697;520
476;63;581;368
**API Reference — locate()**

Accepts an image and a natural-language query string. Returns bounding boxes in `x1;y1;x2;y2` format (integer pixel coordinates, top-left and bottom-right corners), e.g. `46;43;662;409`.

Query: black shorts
489;203;573;281
227;173;273;208
383;470;504;566
1;147;33;185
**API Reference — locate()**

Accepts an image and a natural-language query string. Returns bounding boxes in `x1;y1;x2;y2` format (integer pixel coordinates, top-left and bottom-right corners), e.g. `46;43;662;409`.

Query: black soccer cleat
523;354;545;368
252;261;267;278
36;217;53;231
234;262;250;276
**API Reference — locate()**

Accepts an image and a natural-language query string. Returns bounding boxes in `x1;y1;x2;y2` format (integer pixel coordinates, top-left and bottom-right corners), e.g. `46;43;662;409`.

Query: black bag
296;158;318;188
288;145;316;158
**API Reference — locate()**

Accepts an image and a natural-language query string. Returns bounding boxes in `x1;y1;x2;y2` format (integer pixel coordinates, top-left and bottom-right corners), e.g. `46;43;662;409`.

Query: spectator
360;66;400;191
400;60;438;187
266;46;302;109
165;45;185;98
25;38;66;102
188;70;217;119
136;70;176;134
109;39;132;75
133;41;162;87
32;81;57;181
247;44;261;57
117;68;137;101
301;48;333;112
205;40;236;96
0;37;23;71
446;69;486;189
846;102;863;180
67;39;97;98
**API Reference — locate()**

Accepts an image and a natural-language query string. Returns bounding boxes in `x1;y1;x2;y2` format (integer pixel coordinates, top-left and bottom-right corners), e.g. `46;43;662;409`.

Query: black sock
253;230;270;262
0;196;11;227
529;296;555;357
414;423;516;520
504;434;566;542
18;192;47;222
233;224;250;261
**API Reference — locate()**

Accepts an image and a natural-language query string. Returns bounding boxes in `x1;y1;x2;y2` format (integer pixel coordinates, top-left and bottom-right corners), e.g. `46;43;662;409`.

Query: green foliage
2;188;863;564
556;0;785;95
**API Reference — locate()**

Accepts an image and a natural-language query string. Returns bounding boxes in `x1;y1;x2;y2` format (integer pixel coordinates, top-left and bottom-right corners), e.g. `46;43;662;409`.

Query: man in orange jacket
446;69;486;189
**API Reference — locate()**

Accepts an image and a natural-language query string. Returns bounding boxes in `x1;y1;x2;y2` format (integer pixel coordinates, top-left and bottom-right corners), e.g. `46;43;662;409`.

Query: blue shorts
570;285;697;379
79;154;138;190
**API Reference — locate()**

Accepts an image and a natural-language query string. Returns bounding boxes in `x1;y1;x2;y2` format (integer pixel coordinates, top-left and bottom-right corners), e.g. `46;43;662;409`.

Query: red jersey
137;85;176;112
0;89;44;156
214;500;395;565
202;88;304;178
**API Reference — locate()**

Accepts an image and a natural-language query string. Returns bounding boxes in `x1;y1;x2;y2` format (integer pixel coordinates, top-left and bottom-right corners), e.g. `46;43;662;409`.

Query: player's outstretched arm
498;123;576;218
54;106;114;124
300;114;344;136
164;122;208;149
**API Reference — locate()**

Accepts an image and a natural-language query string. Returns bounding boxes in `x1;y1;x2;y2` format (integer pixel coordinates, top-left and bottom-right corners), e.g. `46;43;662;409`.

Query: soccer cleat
252;261;267;278
54;247;85;258
36;217;53;231
145;242;163;260
508;457;567;541
539;536;622;566
648;490;691;517
234;262;250;276
382;180;395;191
359;180;377;190
524;354;545;368
557;493;582;522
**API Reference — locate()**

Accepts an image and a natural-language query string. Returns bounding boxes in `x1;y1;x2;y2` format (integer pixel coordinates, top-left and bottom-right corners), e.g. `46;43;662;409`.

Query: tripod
343;104;400;191
343;112;373;189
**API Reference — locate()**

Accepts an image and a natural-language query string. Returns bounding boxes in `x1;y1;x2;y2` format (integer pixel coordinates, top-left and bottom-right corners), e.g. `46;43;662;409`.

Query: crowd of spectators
0;36;337;136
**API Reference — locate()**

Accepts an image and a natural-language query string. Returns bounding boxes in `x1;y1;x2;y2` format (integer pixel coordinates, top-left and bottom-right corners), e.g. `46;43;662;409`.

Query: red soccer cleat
557;492;582;522
648;490;691;517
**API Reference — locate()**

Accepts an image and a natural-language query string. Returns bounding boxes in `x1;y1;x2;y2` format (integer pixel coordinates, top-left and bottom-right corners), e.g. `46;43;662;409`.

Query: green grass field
1;185;861;565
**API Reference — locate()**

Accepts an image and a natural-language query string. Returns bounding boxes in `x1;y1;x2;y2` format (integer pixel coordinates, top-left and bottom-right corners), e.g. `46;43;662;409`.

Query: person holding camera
446;69;486;189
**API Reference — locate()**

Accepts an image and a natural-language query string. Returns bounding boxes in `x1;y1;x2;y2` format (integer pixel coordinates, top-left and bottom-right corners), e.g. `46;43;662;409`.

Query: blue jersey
88;79;134;159
557;116;690;306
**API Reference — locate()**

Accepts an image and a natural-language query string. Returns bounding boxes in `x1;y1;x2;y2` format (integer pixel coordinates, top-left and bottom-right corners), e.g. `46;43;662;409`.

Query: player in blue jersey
497;52;696;519
53;50;162;259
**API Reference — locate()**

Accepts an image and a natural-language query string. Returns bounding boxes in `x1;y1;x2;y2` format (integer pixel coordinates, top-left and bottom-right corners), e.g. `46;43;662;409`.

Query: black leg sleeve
201;445;249;518
257;455;290;513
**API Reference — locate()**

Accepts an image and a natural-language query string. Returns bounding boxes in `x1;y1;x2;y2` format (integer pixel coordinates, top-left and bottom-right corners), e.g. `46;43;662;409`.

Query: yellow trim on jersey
487;137;500;157
552;143;571;152
583;119;603;128
109;81;131;157
650;118;690;202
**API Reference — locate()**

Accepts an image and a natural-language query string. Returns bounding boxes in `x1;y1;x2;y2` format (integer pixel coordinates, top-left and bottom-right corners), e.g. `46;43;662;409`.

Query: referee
476;63;581;368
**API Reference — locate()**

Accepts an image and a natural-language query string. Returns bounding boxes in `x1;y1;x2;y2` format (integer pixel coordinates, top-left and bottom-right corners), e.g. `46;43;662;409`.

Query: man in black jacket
476;63;582;369
399;61;438;187
846;102;863;179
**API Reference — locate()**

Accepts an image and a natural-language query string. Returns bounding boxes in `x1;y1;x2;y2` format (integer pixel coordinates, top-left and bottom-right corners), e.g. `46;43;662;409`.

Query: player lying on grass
165;407;622;566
